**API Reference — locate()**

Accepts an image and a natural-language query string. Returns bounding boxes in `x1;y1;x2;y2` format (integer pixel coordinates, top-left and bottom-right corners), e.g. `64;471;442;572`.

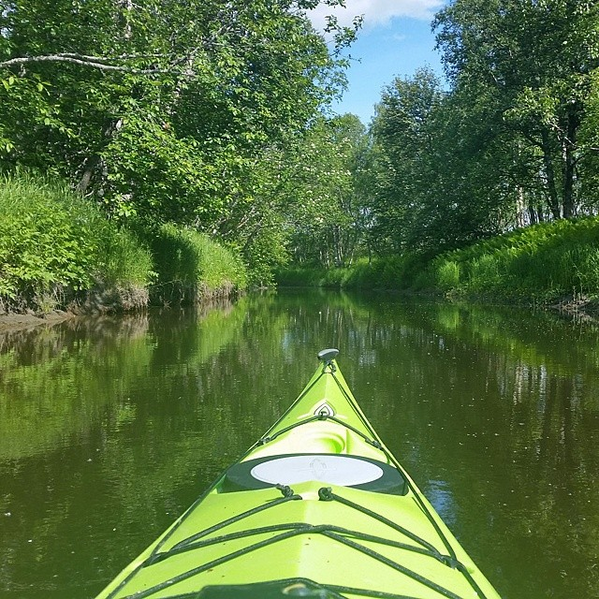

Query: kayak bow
96;349;501;599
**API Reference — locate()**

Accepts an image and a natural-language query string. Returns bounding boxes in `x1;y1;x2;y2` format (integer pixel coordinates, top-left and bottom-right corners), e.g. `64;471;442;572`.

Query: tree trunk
541;130;562;219
562;108;579;219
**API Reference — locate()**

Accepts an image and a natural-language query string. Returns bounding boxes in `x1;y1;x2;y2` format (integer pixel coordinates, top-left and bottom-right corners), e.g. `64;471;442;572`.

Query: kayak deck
96;350;501;599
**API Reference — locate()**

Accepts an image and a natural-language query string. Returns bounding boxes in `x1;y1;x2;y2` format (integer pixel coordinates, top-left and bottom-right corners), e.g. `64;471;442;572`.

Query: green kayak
96;349;501;599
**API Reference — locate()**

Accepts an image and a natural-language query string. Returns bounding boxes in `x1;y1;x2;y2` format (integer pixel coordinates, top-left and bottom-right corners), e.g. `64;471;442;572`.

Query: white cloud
308;0;445;32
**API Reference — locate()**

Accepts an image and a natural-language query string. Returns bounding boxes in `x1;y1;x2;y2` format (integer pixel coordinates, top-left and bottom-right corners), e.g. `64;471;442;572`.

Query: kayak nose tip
317;348;339;364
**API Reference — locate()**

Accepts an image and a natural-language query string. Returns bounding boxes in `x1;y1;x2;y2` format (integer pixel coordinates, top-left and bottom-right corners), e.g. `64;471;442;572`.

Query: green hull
96;350;501;599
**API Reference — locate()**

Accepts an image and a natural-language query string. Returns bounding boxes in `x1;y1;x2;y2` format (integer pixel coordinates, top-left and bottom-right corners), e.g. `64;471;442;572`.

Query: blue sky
309;1;448;124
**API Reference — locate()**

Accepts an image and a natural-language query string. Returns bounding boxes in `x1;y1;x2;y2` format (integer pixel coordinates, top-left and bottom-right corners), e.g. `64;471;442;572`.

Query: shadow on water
0;290;598;598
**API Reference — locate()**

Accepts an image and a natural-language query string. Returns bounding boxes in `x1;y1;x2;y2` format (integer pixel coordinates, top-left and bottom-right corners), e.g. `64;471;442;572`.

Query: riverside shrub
0;173;153;311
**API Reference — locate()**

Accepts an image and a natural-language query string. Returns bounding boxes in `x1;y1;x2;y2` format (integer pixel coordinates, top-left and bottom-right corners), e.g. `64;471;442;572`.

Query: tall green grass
423;217;599;301
0;173;153;312
150;224;247;304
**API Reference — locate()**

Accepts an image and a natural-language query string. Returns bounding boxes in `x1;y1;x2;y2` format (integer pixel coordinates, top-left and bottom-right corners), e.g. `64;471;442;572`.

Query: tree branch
0;53;171;74
59;52;168;62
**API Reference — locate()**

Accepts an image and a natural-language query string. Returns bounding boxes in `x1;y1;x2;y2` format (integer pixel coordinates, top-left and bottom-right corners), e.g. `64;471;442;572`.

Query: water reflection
0;292;598;598
0;314;152;461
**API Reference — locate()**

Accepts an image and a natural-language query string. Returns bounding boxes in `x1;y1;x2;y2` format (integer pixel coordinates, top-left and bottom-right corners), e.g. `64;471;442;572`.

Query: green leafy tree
434;0;599;219
368;69;443;253
282;114;369;267
367;64;526;255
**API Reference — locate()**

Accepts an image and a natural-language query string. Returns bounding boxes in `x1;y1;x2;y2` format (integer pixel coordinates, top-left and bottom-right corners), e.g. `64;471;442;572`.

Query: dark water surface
1;291;598;599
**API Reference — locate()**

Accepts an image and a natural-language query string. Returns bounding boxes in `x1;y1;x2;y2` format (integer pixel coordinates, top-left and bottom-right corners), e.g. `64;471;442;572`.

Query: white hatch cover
250;454;384;487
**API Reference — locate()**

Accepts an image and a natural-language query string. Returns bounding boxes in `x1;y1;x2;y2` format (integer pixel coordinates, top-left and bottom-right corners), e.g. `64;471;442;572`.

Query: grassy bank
0;173;153;313
277;217;599;308
276;253;432;291
0;174;247;314
423;218;599;304
149;224;248;305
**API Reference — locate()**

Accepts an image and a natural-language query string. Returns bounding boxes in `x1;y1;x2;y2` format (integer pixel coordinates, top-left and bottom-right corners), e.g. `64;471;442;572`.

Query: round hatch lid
251;454;383;487
221;453;407;495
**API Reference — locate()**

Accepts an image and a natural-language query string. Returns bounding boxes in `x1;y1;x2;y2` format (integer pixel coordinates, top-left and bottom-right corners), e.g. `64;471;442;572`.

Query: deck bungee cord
109;485;480;599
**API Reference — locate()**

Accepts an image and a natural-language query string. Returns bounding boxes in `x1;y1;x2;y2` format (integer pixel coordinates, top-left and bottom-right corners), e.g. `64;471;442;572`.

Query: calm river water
1;290;598;598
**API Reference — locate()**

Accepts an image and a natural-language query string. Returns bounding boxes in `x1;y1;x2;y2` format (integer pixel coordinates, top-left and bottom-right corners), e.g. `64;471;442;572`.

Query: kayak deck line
160;580;431;599
145;489;468;584
247;366;464;565
112;484;473;599
317;488;488;599
96;350;502;599
324;369;464;566
155;522;449;570
256;413;383;451
102;490;303;599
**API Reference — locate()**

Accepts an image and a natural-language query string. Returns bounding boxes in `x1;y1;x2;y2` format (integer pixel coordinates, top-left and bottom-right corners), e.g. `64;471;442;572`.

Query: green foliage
241;225;290;288
277;254;431;290
150;224;247;304
280;217;599;304
368;69;445;253
435;261;461;292
433;0;599;220
354;1;599;264
0;173;152;311
275;264;353;288
101;117;220;225
101;228;154;287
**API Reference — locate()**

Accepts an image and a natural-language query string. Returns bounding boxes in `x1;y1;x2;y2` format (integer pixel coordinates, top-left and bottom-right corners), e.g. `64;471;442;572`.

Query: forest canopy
364;0;599;256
